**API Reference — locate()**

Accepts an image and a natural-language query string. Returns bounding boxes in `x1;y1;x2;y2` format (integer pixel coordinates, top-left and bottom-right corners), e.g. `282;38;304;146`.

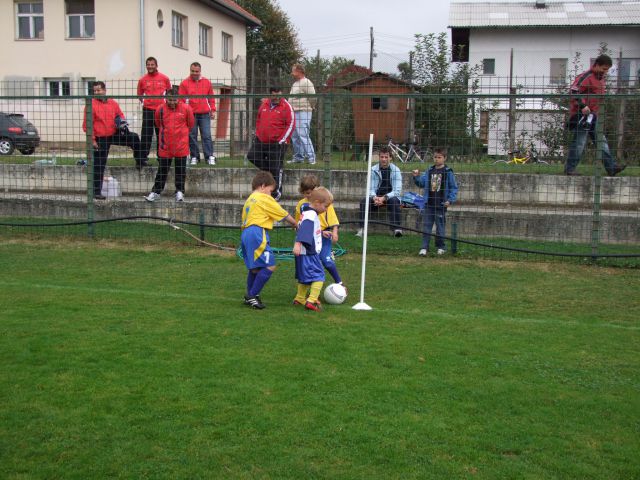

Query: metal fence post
322;92;333;188
590;104;605;261
85;96;95;238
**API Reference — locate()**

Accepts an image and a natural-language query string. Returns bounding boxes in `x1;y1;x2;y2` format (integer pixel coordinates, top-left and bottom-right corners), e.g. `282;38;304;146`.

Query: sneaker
355;228;363;237
287;159;303;164
608;165;626;177
190;157;198;165
437;248;446;255
245;295;265;310
136;160;149;170
308;159;316;165
94;194;106;200
419;249;427;256
273;190;282;201
394;229;403;237
207;156;216;166
144;192;160;202
175;191;184;202
304;301;322;312
565;170;581;176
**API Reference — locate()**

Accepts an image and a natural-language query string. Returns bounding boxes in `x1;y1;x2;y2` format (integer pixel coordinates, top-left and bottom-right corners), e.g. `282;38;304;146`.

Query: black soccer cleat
244;295;265;309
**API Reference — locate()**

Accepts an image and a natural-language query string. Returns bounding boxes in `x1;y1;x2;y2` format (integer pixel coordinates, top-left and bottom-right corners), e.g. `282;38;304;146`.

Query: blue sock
250;268;273;297
325;264;342;284
246;271;257;295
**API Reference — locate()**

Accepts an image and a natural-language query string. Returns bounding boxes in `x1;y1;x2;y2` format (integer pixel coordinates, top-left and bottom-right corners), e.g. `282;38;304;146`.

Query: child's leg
307;281;324;304
435;209;447;250
294;283;308;304
320;237;342;284
249;266;274;297
246;270;258;296
422;207;436;250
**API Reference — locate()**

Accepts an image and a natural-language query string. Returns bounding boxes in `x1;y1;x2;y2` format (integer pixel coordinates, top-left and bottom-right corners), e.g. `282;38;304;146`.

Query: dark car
0;112;40;155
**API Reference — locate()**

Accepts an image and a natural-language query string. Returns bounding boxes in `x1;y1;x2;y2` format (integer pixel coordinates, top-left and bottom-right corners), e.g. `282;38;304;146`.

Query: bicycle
492;143;549;165
387;137;430;163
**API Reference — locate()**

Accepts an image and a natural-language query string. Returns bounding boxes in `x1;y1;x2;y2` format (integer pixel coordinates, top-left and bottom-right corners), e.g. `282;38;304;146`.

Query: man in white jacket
288;64;316;165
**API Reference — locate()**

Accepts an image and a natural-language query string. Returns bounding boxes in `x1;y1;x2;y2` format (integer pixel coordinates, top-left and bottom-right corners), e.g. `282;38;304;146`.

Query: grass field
0;240;639;479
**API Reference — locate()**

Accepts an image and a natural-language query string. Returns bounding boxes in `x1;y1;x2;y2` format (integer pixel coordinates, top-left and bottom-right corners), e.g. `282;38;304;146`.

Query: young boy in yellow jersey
241;171;297;309
293;187;334;311
295;175;344;287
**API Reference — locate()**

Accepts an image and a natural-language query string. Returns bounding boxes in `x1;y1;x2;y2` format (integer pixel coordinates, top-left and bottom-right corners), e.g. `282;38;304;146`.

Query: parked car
0;112;40;155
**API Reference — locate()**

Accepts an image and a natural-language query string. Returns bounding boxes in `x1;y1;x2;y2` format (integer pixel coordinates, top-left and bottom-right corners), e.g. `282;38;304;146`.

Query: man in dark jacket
246;85;295;200
565;54;625;176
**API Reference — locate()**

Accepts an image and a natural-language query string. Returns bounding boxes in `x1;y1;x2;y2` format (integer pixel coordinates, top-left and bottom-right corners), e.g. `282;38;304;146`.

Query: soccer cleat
292;299;304;306
245;295;265;309
304;301;322;312
207;156;216;166
190;157;198;165
145;192;160;202
175;191;184;202
394;229;403;237
419;249;427;256
437;248;446;255
355;228;363;237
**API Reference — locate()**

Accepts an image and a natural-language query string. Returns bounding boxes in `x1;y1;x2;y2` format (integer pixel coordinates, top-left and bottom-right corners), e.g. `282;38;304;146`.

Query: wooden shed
341;73;416;144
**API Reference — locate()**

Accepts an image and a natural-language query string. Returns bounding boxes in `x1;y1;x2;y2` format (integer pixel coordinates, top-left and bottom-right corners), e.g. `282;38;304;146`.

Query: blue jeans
189;113;214;159
422;205;447;251
565;122;615;174
291;110;315;162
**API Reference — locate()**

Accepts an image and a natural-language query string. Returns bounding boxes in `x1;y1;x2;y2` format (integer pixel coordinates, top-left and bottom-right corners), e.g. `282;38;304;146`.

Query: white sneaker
207;156;216;165
145;192;160;202
355;228;363;237
175;191;184;202
437;248;446;255
393;229;403;237
419;249;427;256
190;157;198;165
308;159;316;165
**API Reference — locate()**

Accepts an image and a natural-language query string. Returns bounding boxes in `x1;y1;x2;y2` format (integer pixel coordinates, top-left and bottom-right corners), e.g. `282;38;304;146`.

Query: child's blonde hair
298;174;320;194
308;186;333;206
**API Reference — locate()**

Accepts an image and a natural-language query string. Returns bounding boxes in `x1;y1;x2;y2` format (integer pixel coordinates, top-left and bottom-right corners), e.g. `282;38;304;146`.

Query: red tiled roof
199;0;262;27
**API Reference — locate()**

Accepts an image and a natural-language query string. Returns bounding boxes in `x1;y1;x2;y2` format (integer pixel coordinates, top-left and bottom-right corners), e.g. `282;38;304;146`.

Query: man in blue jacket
357;146;404;237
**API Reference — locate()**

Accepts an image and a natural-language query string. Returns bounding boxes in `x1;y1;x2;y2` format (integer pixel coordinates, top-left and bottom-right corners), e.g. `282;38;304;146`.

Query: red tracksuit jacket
178;77;216;114
137;72;172;111
82;98;124;140
155;102;195;158
255;98;295;144
569;66;607;116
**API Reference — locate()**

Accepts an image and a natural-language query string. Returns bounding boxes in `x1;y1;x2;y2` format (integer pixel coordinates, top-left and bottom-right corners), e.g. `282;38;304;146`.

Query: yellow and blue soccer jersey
295;198;339;231
242;191;288;230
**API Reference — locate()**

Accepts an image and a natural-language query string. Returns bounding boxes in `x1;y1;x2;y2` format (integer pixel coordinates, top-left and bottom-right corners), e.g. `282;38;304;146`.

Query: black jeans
140;108;159;161
359;196;402;230
247;138;286;198
92;132;145;195
151;156;187;194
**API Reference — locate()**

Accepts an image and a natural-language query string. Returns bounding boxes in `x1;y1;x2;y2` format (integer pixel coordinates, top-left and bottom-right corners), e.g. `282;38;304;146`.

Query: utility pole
369;27;374;71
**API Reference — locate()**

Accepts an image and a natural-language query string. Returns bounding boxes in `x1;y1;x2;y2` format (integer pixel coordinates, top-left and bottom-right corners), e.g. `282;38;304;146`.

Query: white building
1;0;261;144
449;0;640;155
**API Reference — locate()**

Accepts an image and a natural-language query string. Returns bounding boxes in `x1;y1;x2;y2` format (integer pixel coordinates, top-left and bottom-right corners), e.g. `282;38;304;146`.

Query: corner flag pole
352;133;374;311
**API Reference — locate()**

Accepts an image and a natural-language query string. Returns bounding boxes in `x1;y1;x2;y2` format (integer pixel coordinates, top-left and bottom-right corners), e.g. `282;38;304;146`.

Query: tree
235;0;303;90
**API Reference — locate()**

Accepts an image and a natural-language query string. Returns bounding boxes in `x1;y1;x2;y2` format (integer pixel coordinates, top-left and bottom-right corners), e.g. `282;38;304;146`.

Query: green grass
0;240;639;479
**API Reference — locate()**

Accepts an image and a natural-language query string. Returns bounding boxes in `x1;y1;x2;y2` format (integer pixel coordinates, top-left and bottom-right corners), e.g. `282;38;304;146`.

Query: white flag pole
352;133;374;311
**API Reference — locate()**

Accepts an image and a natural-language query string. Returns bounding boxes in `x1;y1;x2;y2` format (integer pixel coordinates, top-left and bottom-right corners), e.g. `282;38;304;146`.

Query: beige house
1;0;261;145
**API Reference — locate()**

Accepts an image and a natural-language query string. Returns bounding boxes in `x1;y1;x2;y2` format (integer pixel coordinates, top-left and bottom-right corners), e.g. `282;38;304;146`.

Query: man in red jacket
145;87;195;203
178;62;216;166
137;56;171;165
246;85;295;200
82;81;144;200
565;54;625;176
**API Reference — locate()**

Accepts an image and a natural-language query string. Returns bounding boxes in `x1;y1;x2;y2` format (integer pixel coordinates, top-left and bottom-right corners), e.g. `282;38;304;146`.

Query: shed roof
340;72;416;90
449;1;640;28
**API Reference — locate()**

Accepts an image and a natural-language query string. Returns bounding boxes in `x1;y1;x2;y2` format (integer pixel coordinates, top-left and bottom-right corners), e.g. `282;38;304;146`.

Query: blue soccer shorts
241;225;276;270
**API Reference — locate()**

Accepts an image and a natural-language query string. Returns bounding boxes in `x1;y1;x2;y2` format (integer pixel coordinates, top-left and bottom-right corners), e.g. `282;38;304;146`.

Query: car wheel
19;147;36;155
0;138;15;155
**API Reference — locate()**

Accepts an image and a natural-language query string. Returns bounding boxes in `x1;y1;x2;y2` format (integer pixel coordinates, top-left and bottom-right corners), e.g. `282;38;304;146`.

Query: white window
45;78;71;97
82;77;96;95
549;58;567;85
66;0;94;39
482;58;495;75
199;23;212;57
222;32;233;62
172;11;187;49
16;1;44;40
617;58;640;87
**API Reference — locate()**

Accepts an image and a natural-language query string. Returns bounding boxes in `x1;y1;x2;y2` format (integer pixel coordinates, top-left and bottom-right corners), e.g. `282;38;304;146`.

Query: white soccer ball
323;283;347;305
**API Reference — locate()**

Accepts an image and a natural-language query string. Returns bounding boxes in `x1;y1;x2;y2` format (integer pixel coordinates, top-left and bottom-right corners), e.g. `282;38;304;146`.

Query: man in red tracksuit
137;56;171;165
83;81;144;200
178;62;217;166
246;85;295;200
565;54;625;176
144;87;195;203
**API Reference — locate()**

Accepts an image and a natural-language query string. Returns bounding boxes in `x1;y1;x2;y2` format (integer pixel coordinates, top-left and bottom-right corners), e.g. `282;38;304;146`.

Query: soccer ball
323;283;347;305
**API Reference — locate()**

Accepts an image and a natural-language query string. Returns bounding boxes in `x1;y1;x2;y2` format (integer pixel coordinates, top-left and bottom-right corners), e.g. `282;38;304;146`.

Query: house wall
0;0;249;143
